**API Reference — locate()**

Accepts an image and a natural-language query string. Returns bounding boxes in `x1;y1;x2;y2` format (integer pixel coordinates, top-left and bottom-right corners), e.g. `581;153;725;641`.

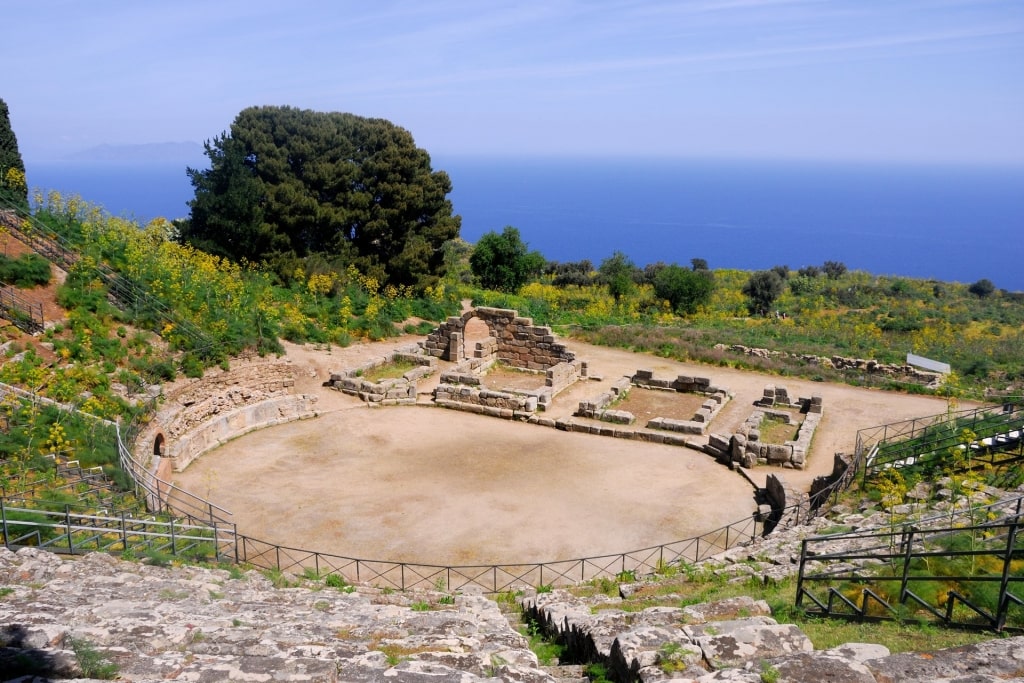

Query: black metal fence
233;511;765;592
796;495;1024;632
0;285;44;334
860;405;1023;481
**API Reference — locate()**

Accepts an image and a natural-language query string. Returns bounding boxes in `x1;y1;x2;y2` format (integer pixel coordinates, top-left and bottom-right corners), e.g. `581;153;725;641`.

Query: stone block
708;433;730;451
766;443;793;464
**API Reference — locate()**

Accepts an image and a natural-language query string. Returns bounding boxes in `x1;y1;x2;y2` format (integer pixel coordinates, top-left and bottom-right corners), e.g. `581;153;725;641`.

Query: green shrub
0;253;52;287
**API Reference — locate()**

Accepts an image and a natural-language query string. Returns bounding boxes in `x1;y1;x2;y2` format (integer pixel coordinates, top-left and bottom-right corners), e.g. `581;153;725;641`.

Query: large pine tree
0;98;28;206
181;106;461;289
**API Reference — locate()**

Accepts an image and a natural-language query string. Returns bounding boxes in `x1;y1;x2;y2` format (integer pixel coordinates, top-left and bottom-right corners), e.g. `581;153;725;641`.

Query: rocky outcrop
0;547;550;682
523;587;1024;683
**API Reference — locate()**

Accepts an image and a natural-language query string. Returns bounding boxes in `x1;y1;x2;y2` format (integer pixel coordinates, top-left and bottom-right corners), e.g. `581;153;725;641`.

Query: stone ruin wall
576;376;634;424
433;384;538;420
704;385;823;471
717;343;944;387
135;357;318;476
423;306;577;370
577;370;732;435
425;307;585;418
323;345;436;405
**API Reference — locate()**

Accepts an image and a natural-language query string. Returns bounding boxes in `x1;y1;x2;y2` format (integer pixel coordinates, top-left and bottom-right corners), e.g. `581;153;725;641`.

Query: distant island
64;141;204;163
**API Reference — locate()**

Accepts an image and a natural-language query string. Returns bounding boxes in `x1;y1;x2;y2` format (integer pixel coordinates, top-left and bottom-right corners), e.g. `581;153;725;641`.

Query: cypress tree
0;98;28;206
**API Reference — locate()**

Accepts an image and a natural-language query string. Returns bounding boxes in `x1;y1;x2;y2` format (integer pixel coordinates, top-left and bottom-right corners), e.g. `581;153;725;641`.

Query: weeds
67;636;119;679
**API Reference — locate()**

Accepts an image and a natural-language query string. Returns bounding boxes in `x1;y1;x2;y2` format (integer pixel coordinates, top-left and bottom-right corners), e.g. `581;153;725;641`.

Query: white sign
907;353;951;374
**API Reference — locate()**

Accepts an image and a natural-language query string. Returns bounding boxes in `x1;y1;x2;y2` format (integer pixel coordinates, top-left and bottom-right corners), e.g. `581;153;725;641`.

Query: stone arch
463;316;491;359
153;432;166;457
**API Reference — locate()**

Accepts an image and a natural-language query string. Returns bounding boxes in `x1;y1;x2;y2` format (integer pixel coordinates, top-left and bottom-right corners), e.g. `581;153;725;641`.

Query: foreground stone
523;588;1024;683
2;546;1022;682
0;548;550;682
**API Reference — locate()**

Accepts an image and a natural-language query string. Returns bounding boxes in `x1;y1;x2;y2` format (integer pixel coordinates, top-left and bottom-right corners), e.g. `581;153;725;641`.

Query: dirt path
174;332;970;566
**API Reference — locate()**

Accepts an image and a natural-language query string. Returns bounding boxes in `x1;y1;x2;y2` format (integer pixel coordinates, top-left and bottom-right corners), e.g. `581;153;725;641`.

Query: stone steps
3;536;1024;682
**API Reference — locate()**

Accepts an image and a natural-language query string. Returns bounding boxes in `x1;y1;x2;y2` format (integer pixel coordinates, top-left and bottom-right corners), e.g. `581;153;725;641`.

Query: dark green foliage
0;253;51;287
652;263;714;314
180;353;205;378
641;261;667;285
598;251;639;302
0;98;27;206
742;270;786;315
131;356;176;383
550;259;594;287
771;264;790;280
181;105;461;289
469;226;545;292
968;278;996;298
822;260;848;279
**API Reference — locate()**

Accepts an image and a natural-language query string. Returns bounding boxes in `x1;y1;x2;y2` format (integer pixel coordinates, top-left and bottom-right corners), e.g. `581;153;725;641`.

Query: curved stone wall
133;357;318;480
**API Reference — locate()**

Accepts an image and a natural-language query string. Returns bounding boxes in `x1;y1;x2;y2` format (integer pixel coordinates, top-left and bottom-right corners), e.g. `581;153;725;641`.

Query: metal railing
0;499;235;562
233;511;765;592
860;405;1023;481
0;202;214;353
114;422;233;528
0;285;44;334
796;495;1024;632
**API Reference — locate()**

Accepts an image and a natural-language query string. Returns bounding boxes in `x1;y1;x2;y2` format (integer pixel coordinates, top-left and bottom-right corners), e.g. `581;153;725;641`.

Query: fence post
121;512;128;551
899;528;915;602
996;517;1021;631
65;505;73;554
1;499;7;549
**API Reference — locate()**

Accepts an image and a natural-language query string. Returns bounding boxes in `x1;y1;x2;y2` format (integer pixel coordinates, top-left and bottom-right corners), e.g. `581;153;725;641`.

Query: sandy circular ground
176;407;754;565
173;332;969;566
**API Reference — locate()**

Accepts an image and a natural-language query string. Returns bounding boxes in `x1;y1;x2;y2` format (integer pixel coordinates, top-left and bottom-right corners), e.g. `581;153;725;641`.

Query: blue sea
26;157;1024;291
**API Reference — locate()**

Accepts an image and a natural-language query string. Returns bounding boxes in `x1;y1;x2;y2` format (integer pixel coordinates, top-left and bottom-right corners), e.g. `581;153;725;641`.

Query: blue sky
3;0;1022;164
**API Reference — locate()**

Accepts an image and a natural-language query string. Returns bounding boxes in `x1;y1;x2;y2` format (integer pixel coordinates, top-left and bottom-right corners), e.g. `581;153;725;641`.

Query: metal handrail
795;495;1024;632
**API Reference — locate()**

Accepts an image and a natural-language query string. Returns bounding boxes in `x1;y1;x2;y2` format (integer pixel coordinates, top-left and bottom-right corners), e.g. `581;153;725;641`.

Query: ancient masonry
704;384;823;470
717;343;945;388
575;369;732;436
424;307;586;420
134;357;318;482
322;345;436;405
